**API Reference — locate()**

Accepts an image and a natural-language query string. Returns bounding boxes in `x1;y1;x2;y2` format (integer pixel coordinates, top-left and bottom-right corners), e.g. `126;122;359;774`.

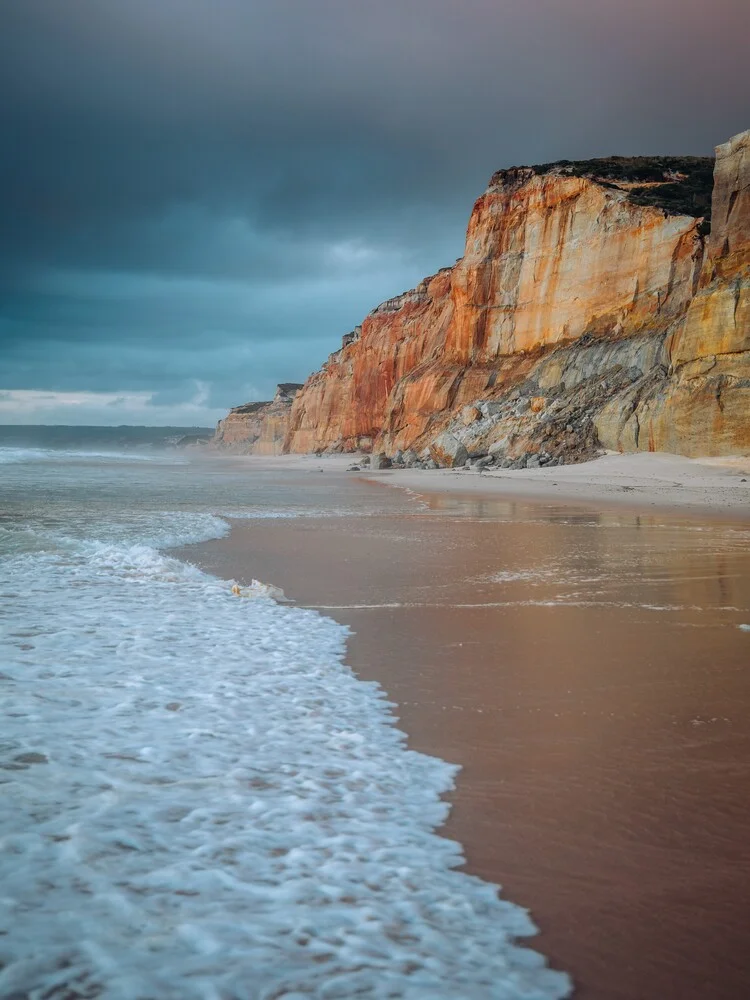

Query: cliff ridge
216;131;749;465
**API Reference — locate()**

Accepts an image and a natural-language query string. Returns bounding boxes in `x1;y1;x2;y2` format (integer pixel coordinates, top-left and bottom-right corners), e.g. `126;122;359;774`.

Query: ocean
0;441;570;1000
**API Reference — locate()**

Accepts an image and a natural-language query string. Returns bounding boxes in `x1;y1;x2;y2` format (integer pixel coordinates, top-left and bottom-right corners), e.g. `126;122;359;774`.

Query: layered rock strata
218;131;749;465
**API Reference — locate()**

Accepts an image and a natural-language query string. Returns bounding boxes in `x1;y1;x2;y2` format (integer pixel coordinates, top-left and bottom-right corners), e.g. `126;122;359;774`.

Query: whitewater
0;447;569;1000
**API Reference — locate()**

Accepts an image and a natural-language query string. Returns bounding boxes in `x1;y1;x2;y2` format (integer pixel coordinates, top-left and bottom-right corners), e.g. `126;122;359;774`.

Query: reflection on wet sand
183;490;750;1000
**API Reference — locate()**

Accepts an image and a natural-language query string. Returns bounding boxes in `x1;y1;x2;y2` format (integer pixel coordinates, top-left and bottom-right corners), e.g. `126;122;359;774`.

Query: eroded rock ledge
215;130;749;466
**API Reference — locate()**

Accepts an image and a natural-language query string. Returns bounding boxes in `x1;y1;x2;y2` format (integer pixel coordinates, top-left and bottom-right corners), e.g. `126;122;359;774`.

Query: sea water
0;446;570;999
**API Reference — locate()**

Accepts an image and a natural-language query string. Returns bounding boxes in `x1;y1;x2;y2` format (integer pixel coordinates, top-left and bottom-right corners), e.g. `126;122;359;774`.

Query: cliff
213;383;303;454
219;130;749;465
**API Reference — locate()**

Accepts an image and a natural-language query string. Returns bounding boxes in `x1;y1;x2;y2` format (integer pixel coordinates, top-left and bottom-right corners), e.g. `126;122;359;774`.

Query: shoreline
178;464;750;1000
200;450;750;521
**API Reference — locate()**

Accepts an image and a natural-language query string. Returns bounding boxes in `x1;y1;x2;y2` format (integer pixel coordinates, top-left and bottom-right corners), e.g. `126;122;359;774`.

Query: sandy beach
373;451;750;519
180;453;750;999
204;450;750;517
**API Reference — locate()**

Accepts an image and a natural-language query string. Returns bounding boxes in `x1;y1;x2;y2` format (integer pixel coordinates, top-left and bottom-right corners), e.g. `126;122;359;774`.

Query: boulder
429;432;469;468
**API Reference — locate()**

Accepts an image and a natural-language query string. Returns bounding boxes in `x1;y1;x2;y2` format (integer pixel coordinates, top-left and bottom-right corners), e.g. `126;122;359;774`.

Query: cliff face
213;384;303;454
382;167;710;465
220;131;749;465
447;170;702;361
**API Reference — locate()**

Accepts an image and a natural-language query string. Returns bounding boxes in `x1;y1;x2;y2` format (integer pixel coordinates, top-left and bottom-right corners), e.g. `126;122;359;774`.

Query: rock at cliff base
430;432;469;468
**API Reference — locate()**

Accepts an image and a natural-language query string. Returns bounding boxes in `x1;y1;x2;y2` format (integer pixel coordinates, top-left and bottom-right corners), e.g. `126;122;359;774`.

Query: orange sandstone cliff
217;130;749;466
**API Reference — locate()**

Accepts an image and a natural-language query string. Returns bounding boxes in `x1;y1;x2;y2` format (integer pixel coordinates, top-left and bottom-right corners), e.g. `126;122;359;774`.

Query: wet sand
180;480;750;999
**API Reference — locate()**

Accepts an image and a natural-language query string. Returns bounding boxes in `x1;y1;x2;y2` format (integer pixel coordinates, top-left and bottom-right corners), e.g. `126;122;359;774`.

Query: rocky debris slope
213;384;303;454
218;131;749;465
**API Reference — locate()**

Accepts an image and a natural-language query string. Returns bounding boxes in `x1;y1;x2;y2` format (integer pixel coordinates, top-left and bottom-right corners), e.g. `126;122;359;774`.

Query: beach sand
374;451;750;519
179;454;750;999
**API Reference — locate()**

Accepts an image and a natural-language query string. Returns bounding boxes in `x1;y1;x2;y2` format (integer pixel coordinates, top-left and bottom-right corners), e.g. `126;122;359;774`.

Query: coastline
201;450;750;520
178;455;750;999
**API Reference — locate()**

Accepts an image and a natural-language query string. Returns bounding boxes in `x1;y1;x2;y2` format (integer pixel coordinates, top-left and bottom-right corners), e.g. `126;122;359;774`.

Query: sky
1;0;749;426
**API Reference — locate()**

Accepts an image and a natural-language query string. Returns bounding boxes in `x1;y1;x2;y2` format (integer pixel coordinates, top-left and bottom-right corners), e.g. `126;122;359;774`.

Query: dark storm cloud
1;0;748;422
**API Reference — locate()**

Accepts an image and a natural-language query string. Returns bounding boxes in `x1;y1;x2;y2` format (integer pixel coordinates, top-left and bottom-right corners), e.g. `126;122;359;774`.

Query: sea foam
0;519;570;998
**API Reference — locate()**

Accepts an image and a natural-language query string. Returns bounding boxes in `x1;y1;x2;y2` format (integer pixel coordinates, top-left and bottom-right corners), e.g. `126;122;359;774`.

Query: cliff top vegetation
495;155;715;225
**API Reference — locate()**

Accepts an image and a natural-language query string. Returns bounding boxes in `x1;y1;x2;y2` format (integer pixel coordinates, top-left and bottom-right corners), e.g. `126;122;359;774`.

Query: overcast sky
1;0;748;425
